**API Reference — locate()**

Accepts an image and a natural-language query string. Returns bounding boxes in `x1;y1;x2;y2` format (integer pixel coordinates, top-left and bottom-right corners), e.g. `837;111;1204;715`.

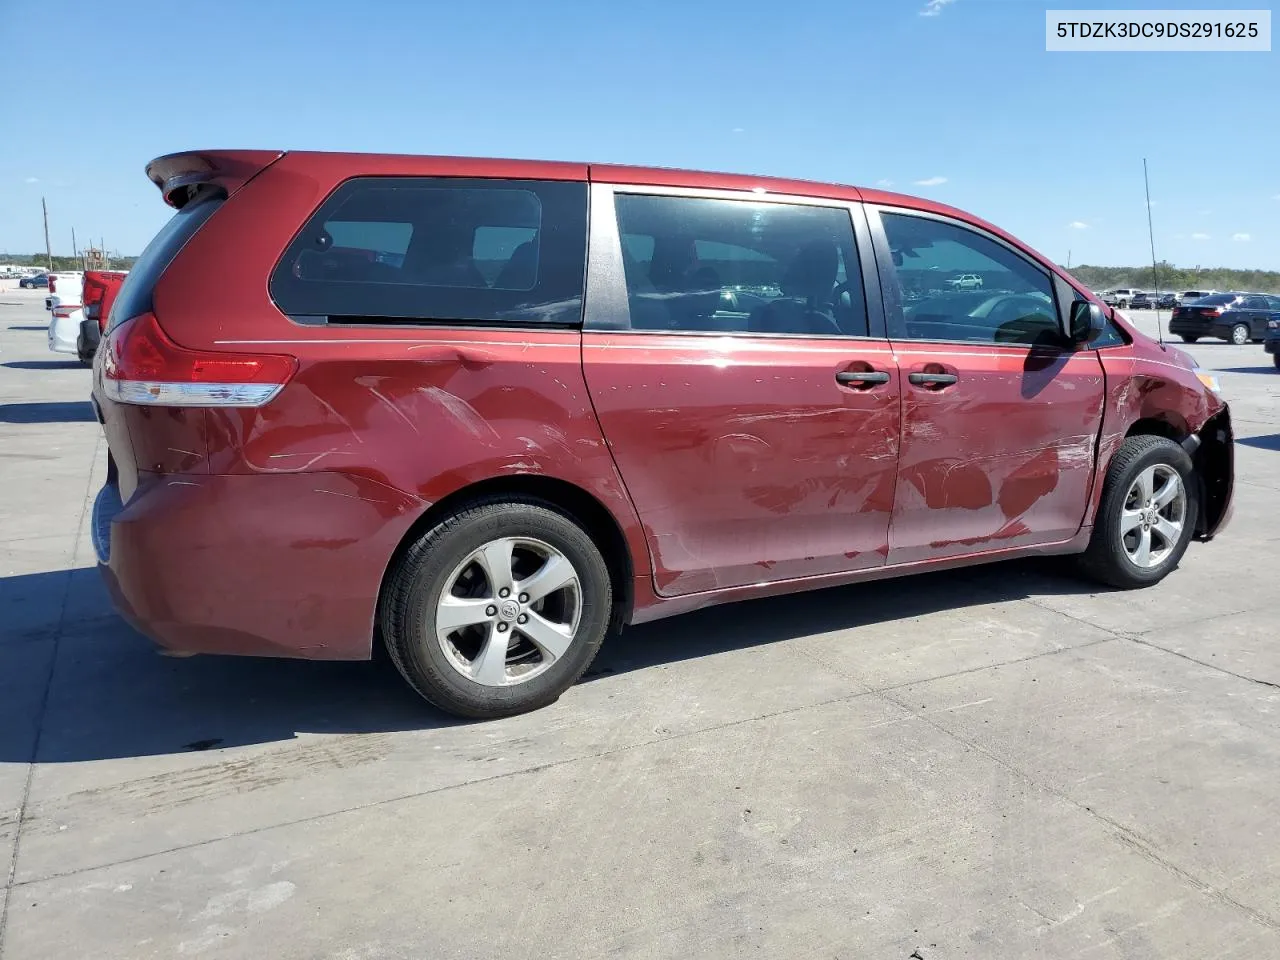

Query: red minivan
91;150;1234;718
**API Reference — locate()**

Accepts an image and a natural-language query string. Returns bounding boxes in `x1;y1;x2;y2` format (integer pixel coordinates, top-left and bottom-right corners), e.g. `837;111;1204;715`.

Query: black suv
1170;293;1280;345
1129;291;1158;310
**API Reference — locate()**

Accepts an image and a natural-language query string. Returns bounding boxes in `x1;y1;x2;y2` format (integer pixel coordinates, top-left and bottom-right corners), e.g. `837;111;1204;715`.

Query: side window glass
880;211;1061;347
1243;295;1268;310
1266;296;1280;311
612;194;868;337
270;178;586;325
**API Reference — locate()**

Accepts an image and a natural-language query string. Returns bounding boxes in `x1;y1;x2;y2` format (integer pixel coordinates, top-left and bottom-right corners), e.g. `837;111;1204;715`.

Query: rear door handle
836;370;891;386
908;372;959;387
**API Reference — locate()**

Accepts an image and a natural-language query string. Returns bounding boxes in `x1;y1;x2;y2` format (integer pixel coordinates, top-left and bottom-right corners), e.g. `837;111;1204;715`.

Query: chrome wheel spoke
471;624;510;685
1120;508;1144;534
1152;516;1182;547
1152;474;1181;508
1130;528;1153;567
1135;466;1155;503
517;611;574;662
516;554;577;604
436;596;492;635
476;539;515;596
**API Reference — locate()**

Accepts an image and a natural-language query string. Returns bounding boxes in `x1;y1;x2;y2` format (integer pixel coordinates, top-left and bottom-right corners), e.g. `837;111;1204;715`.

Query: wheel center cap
498;599;520;622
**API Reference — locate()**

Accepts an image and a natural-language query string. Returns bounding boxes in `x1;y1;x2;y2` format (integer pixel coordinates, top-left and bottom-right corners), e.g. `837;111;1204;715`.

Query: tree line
1065;261;1280;294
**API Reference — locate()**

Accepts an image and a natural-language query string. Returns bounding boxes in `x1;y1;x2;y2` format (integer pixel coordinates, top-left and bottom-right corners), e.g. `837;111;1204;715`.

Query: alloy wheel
434;537;582;686
1119;465;1186;569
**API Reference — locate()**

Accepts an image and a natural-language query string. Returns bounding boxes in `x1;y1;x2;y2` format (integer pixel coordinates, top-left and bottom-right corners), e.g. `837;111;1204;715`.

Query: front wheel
1078;435;1197;589
1229;323;1250;345
1273;353;1280;371
1180;335;1199;344
380;497;613;719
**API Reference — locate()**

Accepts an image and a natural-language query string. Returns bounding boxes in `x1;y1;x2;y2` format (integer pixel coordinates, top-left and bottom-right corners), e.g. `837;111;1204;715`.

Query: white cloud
1068;221;1089;230
732;127;744;134
1232;232;1251;242
876;179;894;188
1191;232;1211;240
1272;194;1280;200
914;176;948;187
24;176;38;184
920;0;956;16
1145;200;1158;208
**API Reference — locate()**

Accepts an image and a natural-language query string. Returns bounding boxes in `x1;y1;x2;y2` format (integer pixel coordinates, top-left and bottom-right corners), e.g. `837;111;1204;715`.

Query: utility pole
72;227;79;269
42;197;52;270
1066;249;1072;270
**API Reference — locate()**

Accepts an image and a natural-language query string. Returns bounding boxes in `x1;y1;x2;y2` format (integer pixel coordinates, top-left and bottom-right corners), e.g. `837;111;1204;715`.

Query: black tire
381;497;613;719
1078;435;1198;590
1273;353;1280;371
1229;323;1250;345
1180;335;1199;344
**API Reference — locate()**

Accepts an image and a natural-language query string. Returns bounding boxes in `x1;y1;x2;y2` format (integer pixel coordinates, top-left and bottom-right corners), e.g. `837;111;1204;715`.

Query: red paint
91;151;1233;661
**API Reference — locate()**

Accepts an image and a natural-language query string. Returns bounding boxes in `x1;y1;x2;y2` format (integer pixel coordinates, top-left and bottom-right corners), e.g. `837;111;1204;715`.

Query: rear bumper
1264;339;1280;355
1168;319;1226;339
48;311;81;354
95;469;423;660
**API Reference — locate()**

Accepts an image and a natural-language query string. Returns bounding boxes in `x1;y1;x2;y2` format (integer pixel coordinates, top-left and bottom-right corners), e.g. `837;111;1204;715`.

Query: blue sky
1;0;1276;267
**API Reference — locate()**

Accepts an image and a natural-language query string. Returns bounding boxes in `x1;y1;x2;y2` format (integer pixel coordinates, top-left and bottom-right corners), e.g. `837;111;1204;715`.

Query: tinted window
271;178;587;326
1265;296;1280;311
1243;296;1269;310
611;194;867;337
880;212;1059;346
1198;294;1239;306
108;193;223;331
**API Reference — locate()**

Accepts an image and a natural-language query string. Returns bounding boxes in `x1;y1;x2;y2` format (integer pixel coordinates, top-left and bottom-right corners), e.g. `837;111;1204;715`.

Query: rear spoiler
145;150;284;208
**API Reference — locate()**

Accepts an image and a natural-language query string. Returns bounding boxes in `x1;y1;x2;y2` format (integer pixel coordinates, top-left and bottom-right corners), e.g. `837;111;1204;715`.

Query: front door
866;206;1107;565
582;186;901;596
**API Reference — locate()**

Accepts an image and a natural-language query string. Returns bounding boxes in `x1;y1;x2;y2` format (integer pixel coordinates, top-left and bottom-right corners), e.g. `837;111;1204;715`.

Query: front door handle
908;372;959;387
836;370;891;386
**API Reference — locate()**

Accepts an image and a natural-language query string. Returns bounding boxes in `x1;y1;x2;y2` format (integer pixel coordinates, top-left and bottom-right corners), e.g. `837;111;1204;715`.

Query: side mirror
1069;300;1105;344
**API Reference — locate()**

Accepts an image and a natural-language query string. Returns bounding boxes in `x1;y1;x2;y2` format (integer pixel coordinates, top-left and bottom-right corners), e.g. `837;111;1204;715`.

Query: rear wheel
1229;323;1250;345
1078;436;1197;589
1180;335;1199;344
381;497;613;719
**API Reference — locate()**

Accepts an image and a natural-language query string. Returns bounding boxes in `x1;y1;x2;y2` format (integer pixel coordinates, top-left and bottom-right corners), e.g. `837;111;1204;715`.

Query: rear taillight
100;313;297;408
1200;308;1222;318
48;275;58;294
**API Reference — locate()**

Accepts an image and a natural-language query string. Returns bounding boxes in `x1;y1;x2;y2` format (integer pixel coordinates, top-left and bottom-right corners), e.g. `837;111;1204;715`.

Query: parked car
1168;293;1280;344
947;273;983;290
1179;290;1216;303
1264;313;1280;369
77;270;129;365
46;273;85;356
90;149;1235;719
1129;291;1159;310
1157;292;1179;309
19;273;49;289
1101;288;1139;309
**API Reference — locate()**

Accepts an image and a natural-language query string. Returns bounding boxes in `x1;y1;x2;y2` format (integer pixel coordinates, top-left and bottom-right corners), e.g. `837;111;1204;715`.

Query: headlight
1194;369;1222;394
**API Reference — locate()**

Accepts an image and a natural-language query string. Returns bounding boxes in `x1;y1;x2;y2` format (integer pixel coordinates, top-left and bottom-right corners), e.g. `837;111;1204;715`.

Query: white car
46;272;85;359
947;273;984;290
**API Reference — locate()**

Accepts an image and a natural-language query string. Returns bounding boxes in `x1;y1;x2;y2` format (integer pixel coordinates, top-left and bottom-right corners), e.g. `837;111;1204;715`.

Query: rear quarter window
108;194;223;331
269;177;587;326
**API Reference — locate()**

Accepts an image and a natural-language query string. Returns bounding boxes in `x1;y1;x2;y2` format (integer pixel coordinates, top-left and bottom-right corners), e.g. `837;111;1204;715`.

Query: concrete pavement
2;292;1278;958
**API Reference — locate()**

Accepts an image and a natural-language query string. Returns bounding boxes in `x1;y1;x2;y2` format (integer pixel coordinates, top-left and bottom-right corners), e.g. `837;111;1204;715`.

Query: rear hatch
92;150;283;509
